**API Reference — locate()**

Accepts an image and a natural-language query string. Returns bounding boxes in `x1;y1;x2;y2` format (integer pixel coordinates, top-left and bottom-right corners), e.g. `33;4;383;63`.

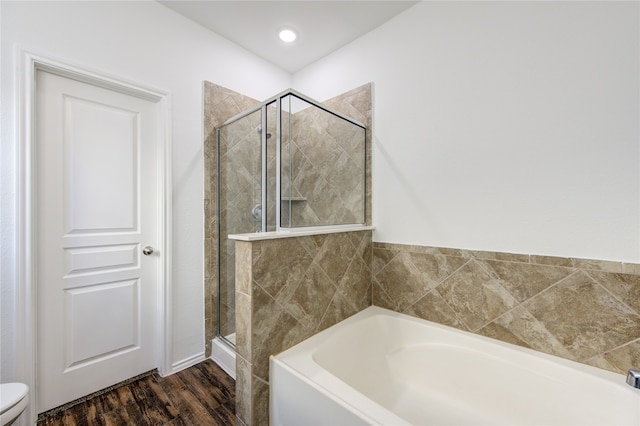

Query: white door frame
17;50;173;424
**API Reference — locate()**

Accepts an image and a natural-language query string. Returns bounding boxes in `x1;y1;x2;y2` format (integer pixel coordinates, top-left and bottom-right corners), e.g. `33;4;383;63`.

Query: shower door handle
142;246;155;256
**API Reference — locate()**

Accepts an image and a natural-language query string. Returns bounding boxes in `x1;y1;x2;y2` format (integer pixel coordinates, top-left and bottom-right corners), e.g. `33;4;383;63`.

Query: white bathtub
270;306;640;425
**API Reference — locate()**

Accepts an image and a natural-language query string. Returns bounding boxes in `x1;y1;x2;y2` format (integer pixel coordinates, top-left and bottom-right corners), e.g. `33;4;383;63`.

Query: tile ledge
229;225;375;241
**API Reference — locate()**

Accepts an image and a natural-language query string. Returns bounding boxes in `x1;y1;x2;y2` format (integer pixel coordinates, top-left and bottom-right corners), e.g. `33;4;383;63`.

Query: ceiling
158;1;419;73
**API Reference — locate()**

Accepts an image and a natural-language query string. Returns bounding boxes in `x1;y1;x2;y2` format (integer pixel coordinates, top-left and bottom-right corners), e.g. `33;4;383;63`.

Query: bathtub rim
271;305;639;425
277;305;631;385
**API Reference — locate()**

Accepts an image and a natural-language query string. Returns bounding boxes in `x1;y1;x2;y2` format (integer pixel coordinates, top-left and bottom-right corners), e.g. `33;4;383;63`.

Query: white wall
294;1;640;263
1;0;290;387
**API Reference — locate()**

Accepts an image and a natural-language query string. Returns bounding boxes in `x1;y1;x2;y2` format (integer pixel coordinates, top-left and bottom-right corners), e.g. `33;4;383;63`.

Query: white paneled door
35;69;162;413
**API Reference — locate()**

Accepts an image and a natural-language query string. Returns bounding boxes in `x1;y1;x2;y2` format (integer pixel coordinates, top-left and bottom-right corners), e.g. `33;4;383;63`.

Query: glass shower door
216;108;263;344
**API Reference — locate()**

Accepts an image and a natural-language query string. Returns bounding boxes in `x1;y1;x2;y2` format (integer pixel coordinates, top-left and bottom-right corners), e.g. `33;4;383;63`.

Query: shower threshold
211;333;236;380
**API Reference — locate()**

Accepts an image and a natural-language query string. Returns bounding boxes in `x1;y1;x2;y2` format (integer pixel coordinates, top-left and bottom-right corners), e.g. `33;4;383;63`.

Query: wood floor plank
103;391;135;425
133;375;180;424
115;386;146;425
161;374;217;425
176;366;224;411
37;360;235;425
48;411;79;426
192;361;235;403
84;397;104;426
209;400;236;426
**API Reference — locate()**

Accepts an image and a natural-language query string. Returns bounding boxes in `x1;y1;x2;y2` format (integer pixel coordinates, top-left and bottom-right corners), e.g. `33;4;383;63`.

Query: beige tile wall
237;236;640;425
204;82;261;355
235;230;373;426
323;85;373;227
373;242;640;376
285;100;367;227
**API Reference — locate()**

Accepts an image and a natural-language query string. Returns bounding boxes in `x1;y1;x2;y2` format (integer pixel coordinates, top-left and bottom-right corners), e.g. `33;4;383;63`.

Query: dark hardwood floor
38;360;235;426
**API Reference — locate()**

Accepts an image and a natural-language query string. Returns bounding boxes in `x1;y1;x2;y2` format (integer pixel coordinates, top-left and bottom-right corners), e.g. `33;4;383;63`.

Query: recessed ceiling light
278;28;297;43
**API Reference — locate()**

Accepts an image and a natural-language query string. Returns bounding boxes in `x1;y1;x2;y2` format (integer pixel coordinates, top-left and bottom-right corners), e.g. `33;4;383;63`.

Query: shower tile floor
37;359;235;425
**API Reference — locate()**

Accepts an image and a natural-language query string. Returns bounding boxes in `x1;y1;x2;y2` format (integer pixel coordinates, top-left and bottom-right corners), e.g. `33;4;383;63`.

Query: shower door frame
214;89;367;348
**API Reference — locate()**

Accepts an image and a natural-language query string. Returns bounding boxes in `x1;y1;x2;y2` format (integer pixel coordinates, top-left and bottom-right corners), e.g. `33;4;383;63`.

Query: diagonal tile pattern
287;90;369;228
437;260;519;331
478;305;576;360
375;251;468;312
523;271;640;361
588;270;640;313
479;259;574;302
204;82;263;357
248;231;373;344
373;243;640;376
236;230;373;425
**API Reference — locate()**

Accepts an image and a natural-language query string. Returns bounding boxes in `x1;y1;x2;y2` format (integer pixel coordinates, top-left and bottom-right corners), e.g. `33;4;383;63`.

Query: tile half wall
235;230;373;426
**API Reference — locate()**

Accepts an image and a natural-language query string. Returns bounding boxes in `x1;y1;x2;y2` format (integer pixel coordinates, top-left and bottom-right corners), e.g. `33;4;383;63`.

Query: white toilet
0;383;29;426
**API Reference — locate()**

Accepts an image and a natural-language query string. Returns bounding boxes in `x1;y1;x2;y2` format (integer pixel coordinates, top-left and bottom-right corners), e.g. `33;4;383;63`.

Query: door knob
142;246;154;256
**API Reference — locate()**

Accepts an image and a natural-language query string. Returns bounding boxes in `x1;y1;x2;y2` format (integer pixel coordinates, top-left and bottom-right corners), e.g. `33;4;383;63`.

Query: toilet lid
0;383;28;414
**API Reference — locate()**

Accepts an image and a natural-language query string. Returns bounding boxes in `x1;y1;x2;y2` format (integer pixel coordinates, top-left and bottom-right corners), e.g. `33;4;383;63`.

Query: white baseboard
211;337;236;380
169;352;205;375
